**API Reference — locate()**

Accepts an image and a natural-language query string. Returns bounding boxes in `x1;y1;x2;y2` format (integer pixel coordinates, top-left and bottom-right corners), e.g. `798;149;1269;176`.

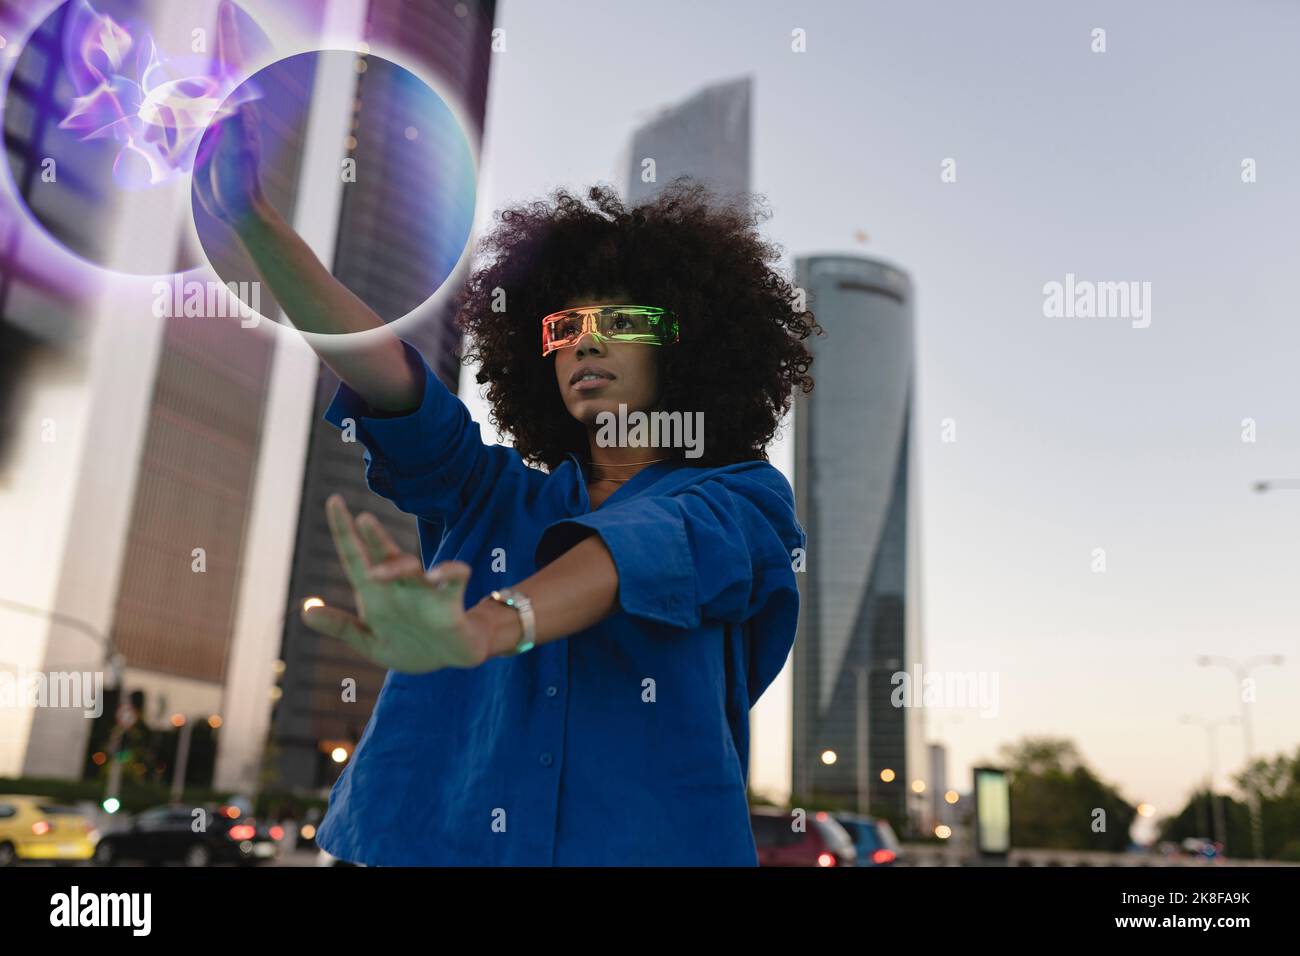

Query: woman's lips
571;376;614;392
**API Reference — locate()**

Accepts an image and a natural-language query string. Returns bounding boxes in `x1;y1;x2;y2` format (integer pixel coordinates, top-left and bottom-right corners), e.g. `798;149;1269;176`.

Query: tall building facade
1;0;496;797
1;0;321;783
623;76;750;205
267;0;497;792
791;254;922;826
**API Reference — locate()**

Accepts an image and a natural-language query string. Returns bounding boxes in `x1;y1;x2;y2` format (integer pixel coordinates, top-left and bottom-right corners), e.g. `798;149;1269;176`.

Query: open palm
301;494;489;673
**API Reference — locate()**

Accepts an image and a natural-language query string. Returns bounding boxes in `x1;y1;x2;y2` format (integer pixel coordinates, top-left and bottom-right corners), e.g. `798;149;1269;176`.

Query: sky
461;0;1300;817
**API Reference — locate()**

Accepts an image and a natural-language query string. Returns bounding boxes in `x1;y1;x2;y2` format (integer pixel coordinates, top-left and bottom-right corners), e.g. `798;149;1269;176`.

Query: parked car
1180;837;1224;860
0;795;98;865
834;813;903;866
751;807;857;866
93;803;279;866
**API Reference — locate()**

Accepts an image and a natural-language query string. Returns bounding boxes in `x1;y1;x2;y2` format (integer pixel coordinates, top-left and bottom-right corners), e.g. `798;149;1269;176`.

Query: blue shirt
314;341;804;866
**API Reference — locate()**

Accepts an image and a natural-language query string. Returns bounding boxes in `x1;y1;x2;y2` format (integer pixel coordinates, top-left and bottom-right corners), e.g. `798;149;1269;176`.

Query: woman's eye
611;317;633;330
558;321;581;337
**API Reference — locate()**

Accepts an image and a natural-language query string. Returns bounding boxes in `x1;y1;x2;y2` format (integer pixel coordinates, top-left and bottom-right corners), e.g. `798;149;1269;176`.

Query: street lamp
169;712;223;800
0;597;125;687
0;597;129;805
236;595;325;801
850;657;901;815
1196;654;1284;858
1178;714;1238;852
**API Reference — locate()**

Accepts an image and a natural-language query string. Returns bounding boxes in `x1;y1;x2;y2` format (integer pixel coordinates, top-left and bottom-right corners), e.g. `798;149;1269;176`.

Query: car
0;795;98;865
833;813;903;866
1179;837;1224;860
750;807;858;867
92;803;280;866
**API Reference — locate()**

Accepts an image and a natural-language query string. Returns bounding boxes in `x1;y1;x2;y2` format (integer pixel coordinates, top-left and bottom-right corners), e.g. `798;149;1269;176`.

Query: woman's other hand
301;495;493;673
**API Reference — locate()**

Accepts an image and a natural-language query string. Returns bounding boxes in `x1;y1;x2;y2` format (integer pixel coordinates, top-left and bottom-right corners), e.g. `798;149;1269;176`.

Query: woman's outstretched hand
193;0;266;231
301;495;492;674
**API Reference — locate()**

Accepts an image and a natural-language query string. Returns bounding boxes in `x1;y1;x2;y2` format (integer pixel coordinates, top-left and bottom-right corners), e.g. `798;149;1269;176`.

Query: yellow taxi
0;795;98;864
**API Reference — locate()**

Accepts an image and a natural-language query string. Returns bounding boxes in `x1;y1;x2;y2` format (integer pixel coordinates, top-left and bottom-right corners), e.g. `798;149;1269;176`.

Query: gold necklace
586;457;673;466
586;455;673;485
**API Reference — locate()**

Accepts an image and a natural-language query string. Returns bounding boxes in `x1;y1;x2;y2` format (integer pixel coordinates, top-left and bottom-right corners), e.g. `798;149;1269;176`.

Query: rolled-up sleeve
534;466;805;630
323;339;523;521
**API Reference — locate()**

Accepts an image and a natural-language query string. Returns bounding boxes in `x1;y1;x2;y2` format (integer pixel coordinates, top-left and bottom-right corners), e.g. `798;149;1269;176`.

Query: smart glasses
541;305;679;357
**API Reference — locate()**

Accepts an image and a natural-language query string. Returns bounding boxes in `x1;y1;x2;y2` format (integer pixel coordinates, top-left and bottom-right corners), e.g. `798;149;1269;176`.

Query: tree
1158;747;1300;861
994;736;1136;852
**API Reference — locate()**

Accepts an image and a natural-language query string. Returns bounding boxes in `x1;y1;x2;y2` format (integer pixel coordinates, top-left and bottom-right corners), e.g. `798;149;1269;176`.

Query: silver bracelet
488;589;536;656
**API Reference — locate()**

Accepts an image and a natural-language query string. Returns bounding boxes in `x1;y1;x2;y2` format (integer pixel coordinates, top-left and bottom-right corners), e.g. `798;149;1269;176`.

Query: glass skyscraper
624;76;750;205
269;0;497;792
791;254;922;827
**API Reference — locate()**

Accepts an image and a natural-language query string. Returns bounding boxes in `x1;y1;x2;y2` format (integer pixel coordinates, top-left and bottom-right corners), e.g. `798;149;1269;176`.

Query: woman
196;13;819;864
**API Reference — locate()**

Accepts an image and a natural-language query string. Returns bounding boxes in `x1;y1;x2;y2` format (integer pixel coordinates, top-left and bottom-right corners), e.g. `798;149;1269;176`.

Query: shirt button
539;752;553;767
545;685;558;698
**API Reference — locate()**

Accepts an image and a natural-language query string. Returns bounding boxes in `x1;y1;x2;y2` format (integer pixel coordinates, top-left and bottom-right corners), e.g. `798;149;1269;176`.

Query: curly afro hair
454;177;821;470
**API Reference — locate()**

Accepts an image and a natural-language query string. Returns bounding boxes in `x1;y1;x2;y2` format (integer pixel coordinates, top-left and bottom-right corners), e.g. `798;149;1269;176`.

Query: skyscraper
624;76;750;205
0;0;497;796
263;0;497;793
2;0;315;784
791;253;922;826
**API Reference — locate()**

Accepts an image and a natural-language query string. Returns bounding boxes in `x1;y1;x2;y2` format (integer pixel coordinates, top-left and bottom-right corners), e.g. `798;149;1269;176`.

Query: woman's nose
574;332;605;356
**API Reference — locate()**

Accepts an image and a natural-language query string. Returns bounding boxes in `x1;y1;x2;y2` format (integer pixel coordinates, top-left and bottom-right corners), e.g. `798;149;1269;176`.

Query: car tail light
228;824;256;840
269;825;284;841
817;852;836;867
31;820;51;836
872;849;896;865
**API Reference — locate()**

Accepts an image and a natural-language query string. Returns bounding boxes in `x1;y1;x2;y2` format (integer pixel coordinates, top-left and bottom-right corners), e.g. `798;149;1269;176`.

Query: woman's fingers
325;494;371;588
193;120;223;209
362;510;404;554
239;102;263;157
356;512;402;565
366;553;424;582
301;605;377;660
216;0;245;70
425;560;472;592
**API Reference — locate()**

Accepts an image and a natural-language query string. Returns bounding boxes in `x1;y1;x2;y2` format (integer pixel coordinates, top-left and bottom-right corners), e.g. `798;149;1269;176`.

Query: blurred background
0;0;1297;867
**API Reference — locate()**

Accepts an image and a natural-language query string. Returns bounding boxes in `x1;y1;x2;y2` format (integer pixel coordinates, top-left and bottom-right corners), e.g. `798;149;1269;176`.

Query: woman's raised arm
232;198;422;413
193;0;420;413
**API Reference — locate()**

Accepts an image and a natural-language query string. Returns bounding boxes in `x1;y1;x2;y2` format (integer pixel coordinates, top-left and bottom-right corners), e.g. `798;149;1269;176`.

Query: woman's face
552;292;662;428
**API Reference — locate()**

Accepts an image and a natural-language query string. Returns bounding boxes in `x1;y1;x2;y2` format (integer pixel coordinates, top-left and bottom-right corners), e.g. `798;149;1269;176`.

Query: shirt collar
562;452;681;512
